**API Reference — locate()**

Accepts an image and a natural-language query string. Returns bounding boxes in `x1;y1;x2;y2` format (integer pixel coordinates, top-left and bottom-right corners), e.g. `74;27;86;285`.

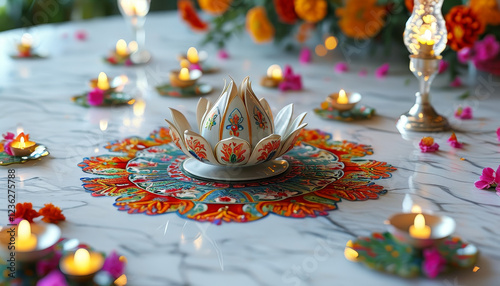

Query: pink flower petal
438;60;449;74
299;47;311;64
474;35;500;62
88;88;105;106
334;62;349;73
278;65;302;91
375;63;390;78
475;180;491;189
217;49;229;59
457;47;472;64
449;76;463;87
497;127;500;141
75;30;87;41
495;165;500;185
481;167;495;181
190;63;202;71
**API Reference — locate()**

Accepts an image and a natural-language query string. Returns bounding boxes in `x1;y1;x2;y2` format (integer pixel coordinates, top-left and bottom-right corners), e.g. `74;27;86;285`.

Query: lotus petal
285;112;307;138
165;119;189;155
201;80;236;149
220;84;251;146
243;79;273;148
184;130;219;165
259;98;274;129
247;134;281;165
196;98;209;132
169;108;192;141
214;137;251;166
274;104;294;138
276;122;307;158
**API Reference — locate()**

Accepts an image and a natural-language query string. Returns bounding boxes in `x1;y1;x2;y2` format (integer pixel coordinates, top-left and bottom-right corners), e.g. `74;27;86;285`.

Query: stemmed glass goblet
117;0;152;64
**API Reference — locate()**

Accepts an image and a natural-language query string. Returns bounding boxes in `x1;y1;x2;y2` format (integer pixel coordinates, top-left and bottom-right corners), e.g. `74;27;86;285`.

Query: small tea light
169;60;202;88
10;132;37;157
187;47;199;64
409;214;431;239
326;89;362;112
260;64;283;88
17;33;33;57
97;72;110;91
15;220;37;252
0;222;61;262
60;248;104;281
116;39;129;57
387;212;456;248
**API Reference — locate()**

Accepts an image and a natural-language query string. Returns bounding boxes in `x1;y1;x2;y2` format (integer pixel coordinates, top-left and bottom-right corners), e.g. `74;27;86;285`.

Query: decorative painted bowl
165;77;307;167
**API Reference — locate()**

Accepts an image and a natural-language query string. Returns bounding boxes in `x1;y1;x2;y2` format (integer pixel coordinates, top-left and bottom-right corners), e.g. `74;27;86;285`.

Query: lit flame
179;68;190;81
18;220;31;241
266;64;282;80
419;29;434;45
97;72;110;90
414;214;426;230
116;39;128;56
119;0;150;16
337;89;349;104
74;248;91;273
187;47;199;64
21;33;32;47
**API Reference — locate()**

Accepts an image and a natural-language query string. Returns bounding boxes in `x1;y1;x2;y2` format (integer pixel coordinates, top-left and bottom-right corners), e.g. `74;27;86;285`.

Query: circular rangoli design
78;128;396;224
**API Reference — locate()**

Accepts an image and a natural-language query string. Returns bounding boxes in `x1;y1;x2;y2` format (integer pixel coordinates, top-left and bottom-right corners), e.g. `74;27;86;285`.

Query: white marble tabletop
0;12;499;286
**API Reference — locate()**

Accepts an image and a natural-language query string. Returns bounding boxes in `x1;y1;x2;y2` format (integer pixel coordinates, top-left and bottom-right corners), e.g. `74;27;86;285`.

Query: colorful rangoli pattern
78;128;396;224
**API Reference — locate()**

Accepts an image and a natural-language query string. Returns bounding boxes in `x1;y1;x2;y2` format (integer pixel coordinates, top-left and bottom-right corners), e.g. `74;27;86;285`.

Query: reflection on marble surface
0;12;499;286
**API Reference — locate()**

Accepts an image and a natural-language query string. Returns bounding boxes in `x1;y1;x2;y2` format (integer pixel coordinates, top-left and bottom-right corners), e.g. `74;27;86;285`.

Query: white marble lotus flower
165;77;307;167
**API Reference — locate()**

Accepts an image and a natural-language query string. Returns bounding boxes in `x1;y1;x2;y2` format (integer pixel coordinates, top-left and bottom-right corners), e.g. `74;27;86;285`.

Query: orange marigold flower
274;0;298;24
198;0;232;15
405;0;413;12
178;0;209;32
246;7;275;43
39;203;66;224
336;0;387;40
470;0;500;25
14;202;40;223
294;0;327;23
445;5;485;51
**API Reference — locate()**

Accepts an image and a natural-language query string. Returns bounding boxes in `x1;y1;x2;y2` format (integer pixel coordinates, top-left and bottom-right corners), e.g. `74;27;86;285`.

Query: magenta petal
334;62;349;73
481;167;495;182
438;60;449;74
88;88;105;106
457;47;472;64
3;141;14;156
75;30;87;41
375;63;389;78
3;132;15;140
475;180;490;189
36;270;68;286
449;76;463;87
217;49;229;59
422;248;446;278
496;127;500;142
102;251;126;279
495;166;500;184
299;47;311;64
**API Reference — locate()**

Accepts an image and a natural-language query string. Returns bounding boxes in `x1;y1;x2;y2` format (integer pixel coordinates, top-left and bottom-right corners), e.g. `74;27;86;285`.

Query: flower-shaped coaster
156;83;213;97
346;232;478;278
72;92;134;107
0;145;49;166
314;105;375;121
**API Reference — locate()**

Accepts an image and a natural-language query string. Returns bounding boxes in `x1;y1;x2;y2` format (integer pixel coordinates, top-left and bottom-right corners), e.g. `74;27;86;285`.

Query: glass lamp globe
403;0;447;57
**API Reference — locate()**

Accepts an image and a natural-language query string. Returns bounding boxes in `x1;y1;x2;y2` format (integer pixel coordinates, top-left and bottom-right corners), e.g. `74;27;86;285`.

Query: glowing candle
97;72;110;91
337;89;349;104
187;47;199;64
409;214;431;239
21;33;33;48
266;65;283;81
15;220;37;252
60;248;104;277
10;133;36;156
418;29;435;57
116;39;128;57
179;68;190;80
128;41;138;53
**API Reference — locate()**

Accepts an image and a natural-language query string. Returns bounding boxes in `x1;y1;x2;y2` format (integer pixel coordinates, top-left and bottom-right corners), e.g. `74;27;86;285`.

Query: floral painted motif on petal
225;108;244;137
186;136;208;162
253;106;268;130
256;140;281;161
221;142;247;163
